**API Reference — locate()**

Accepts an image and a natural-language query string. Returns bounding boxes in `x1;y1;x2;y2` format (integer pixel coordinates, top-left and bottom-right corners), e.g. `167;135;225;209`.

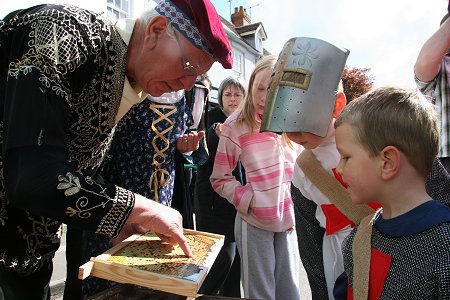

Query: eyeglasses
173;30;201;77
223;92;244;98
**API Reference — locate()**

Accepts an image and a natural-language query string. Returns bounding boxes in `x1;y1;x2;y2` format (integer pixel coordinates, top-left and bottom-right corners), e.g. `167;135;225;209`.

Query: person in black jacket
173;74;211;230
194;76;246;297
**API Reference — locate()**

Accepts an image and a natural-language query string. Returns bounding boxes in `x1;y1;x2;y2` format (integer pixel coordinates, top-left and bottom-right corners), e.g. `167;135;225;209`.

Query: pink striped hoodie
210;111;301;232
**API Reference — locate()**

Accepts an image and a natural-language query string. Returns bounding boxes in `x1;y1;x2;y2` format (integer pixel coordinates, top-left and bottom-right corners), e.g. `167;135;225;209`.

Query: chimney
231;6;251;27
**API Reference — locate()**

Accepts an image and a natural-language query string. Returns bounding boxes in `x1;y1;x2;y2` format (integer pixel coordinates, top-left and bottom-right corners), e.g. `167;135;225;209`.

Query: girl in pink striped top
210;55;302;300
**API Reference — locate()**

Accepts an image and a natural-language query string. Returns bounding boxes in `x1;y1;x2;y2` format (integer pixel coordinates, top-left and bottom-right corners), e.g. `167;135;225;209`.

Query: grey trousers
235;214;301;300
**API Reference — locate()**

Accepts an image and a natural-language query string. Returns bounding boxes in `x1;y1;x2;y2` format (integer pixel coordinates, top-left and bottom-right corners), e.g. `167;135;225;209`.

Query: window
209;87;219;104
107;0;131;21
122;0;129;11
233;51;243;76
255;37;262;52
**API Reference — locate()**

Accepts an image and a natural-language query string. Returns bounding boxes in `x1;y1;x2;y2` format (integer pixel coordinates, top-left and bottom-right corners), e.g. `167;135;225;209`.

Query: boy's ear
380;146;401;180
144;16;170;49
332;91;347;118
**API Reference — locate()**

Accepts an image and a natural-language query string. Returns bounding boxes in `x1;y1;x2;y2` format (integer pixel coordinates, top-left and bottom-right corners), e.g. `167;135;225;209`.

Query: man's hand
115;195;193;257
176;130;205;153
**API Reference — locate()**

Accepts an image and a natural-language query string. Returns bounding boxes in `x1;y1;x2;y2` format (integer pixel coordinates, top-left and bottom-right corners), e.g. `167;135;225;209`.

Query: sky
211;0;449;88
1;0;448;88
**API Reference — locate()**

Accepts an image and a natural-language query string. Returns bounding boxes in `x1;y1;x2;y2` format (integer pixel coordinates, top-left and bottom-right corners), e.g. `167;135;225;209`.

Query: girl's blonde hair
236;55;278;133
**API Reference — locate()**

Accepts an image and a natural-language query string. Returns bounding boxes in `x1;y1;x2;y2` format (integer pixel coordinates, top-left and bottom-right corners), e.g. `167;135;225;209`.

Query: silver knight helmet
261;37;349;136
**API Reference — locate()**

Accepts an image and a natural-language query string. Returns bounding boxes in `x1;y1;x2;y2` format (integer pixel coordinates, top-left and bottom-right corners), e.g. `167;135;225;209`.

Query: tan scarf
351;211;379;300
297;149;378;299
296;149;375;224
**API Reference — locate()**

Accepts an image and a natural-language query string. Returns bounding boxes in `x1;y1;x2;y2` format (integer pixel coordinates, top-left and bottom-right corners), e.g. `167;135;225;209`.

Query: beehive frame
79;229;224;298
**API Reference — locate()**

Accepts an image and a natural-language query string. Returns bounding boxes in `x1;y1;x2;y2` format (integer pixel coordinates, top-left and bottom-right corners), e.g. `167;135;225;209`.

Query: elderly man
0;0;232;299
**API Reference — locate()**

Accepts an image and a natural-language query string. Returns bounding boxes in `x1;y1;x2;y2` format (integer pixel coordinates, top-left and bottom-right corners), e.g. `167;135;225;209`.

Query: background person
415;9;450;173
172;74;211;229
210;55;302;300
81;90;203;297
195;76;247;297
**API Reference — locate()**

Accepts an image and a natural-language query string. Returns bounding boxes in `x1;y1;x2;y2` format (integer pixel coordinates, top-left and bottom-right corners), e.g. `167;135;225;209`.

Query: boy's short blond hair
335;87;440;178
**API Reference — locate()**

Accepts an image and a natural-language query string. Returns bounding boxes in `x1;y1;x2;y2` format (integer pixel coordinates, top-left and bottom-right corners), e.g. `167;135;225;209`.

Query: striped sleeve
210;121;254;214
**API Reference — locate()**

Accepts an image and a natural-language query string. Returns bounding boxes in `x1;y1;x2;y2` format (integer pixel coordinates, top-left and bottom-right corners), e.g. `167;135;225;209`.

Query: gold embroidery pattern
5;5;125;171
18;214;60;261
148;104;177;204
0;121;60;273
58;172;114;218
0;5;128;272
96;186;134;236
0;212;61;274
0;217;61;274
57;172;134;237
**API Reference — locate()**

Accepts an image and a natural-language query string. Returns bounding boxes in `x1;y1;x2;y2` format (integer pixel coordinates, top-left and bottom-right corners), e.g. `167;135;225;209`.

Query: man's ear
144;16;170;49
380;146;401;180
332;91;347;118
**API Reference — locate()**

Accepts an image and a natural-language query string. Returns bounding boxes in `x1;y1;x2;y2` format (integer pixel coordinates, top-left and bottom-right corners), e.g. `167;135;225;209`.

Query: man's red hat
155;0;233;69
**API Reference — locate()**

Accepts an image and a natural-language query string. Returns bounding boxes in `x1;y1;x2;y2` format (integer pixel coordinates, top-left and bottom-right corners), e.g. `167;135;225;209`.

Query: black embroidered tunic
0;4;134;275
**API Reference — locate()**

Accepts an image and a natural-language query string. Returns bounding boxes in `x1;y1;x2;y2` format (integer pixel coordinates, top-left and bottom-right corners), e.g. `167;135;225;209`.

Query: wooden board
87;284;260;300
79;229;224;298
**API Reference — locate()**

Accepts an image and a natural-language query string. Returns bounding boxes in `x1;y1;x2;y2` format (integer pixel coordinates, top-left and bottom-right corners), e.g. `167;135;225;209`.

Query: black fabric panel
291;184;329;300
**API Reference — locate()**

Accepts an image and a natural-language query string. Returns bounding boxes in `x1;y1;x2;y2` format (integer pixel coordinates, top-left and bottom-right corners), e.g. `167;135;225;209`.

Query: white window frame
232;51;244;76
107;0;130;21
255;36;262;52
